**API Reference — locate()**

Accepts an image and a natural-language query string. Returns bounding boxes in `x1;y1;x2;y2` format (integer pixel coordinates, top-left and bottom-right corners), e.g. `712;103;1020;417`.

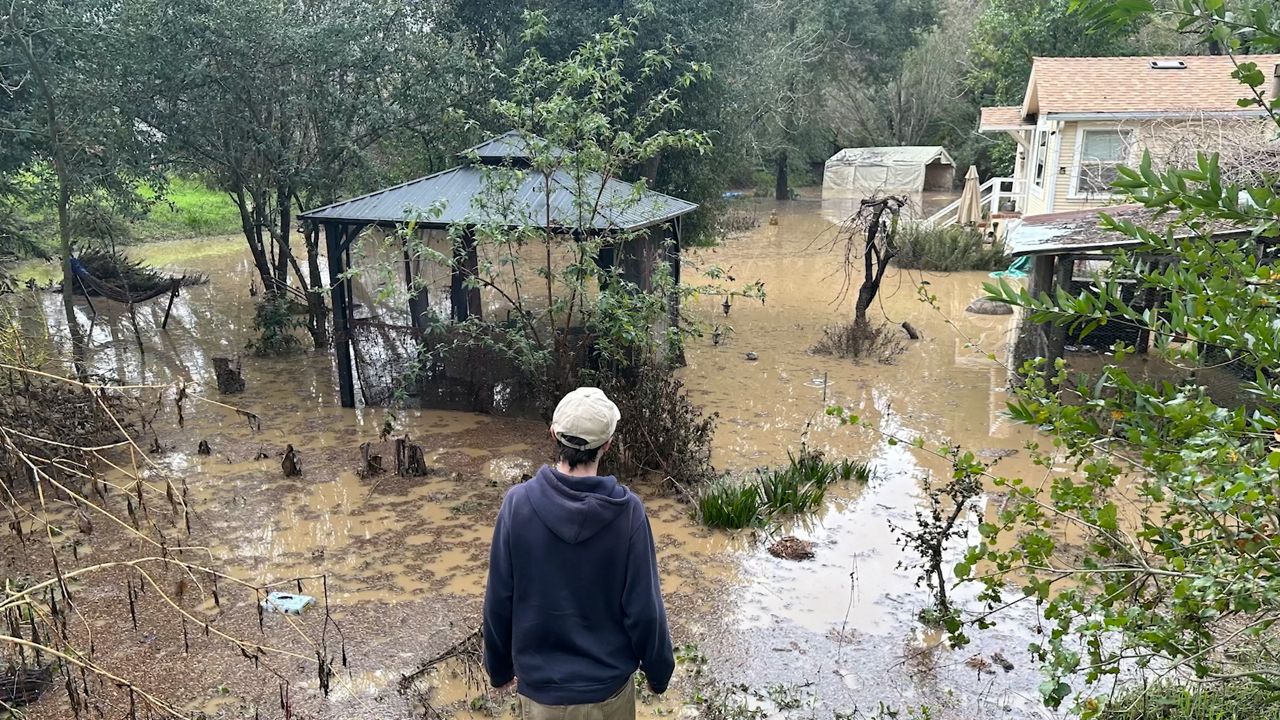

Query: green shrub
246;298;306;356
893;223;1009;272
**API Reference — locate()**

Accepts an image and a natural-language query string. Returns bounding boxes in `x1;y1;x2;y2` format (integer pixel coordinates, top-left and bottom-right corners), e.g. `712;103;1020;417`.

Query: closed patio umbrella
957;165;982;226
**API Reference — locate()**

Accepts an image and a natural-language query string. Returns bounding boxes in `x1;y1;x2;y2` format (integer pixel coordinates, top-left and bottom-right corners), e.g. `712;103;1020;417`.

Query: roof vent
1150;60;1187;70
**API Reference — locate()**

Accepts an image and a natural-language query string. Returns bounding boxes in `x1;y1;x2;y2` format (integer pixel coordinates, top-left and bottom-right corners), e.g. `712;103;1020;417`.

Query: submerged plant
695;478;762;529
246;298;306;356
695;447;873;529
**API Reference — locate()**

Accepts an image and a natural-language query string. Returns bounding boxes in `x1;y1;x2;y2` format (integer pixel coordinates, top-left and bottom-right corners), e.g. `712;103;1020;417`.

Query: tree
966;1;1280;714
967;0;1149;108
0;0;160;353
123;0;453;347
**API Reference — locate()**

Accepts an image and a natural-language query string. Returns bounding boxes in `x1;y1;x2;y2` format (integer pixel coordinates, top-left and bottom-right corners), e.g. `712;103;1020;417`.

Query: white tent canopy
822;146;955;196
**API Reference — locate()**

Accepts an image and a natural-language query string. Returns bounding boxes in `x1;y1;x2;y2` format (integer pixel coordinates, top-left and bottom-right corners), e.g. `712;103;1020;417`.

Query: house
958;54;1280;233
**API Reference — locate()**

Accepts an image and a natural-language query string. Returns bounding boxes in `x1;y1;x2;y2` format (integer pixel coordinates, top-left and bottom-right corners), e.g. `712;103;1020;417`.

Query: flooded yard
5;197;1067;719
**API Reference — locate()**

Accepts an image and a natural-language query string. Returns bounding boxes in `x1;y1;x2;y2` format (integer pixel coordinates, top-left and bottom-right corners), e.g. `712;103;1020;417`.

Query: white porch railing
924;177;1024;227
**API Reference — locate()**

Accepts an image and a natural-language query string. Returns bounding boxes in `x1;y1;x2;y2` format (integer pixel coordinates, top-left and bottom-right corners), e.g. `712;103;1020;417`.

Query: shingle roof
979;106;1032;131
1026;54;1280;116
299;152;697;232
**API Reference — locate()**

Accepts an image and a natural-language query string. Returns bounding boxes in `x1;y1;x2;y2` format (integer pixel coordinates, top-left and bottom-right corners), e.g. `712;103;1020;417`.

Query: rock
768;536;815;561
965;297;1013;316
744;351;759;361
487;456;536;486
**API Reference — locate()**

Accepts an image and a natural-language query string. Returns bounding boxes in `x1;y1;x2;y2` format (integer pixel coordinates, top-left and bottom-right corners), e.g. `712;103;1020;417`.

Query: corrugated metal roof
1007;205;1255;257
460;130;535;161
301;132;696;232
825;146;953;168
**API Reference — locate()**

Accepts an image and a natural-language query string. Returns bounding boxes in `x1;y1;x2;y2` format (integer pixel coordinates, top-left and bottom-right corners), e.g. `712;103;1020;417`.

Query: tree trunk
304;222;329;348
235;187;275;296
774;151;789;201
274;185;291;287
55;176;85;359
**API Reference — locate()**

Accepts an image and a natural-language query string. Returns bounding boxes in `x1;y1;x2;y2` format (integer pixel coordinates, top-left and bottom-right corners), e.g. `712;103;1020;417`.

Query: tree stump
395;436;428;477
212;357;245;394
282;444;302;477
359;442;384;477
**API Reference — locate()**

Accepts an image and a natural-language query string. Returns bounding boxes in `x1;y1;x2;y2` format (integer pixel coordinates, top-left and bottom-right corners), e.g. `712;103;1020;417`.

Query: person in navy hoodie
483;387;674;720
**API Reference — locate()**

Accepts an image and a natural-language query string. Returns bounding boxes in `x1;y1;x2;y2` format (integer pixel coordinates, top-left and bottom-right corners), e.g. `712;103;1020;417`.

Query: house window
1076;129;1130;195
1032;131;1049;190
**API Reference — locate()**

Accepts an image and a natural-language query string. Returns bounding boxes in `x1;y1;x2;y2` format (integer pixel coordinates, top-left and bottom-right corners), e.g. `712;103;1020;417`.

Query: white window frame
1069;125;1133;200
1029;126;1049;198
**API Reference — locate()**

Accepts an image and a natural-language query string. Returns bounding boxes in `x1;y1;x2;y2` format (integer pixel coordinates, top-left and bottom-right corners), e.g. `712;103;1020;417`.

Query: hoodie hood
525;465;630;544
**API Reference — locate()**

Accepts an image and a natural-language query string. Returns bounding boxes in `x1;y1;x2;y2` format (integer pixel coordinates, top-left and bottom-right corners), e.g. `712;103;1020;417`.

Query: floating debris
768;536;815;561
261;592;314;615
991;650;1015;673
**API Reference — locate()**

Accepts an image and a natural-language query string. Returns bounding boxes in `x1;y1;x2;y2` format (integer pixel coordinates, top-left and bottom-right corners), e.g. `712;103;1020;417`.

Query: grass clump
893;223;1009;272
1099;681;1280;719
811;320;906;363
695;447;875;529
695;479;762;529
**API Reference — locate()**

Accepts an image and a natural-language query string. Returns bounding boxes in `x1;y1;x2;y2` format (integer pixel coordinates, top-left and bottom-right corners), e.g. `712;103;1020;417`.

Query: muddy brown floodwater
6;194;1069;719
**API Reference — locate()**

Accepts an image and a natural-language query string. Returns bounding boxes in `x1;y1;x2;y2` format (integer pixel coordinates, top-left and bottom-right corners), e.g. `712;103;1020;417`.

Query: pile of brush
70;248;207;296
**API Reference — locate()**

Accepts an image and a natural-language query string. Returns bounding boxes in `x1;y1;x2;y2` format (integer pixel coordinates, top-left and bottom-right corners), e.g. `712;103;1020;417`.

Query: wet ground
5;194;1068;719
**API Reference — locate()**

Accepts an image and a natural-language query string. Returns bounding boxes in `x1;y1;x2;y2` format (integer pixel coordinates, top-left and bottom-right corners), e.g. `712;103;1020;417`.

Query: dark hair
556;434;602;470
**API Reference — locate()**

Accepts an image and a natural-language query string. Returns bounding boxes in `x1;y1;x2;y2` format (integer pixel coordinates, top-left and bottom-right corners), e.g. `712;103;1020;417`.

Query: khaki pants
518;680;635;720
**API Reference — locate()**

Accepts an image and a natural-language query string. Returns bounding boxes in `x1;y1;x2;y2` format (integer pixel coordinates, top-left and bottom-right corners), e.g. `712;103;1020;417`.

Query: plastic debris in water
261;592;315;615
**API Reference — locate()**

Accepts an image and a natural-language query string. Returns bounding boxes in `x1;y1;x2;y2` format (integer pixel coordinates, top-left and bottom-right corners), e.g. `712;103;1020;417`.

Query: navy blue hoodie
483;465;675;705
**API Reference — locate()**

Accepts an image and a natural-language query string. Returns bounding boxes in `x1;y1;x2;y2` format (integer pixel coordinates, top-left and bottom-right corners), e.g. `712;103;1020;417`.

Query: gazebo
299;131;699;408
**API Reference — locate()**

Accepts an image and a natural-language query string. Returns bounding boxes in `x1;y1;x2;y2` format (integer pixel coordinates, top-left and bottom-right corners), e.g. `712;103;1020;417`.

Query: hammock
70;257;180;304
70;256;184;329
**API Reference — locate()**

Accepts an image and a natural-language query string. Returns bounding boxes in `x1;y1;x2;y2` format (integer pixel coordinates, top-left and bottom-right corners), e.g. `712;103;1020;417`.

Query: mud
4;194;1079;719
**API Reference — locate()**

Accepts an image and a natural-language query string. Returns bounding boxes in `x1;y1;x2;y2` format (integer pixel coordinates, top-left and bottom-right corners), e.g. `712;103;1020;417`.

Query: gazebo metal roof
299;131;697;232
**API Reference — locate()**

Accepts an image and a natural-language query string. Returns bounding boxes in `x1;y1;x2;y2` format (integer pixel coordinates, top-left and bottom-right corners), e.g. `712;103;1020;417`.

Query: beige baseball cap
551;387;621;450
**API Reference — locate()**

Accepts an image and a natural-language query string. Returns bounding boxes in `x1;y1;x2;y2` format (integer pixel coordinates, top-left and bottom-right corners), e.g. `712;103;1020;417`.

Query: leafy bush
246;298;306;356
593;366;719;495
811;320;906;363
893;223;1009;271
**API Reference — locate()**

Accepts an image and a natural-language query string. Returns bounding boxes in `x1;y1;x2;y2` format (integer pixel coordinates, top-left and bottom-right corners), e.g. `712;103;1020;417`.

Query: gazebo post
1011;252;1057;377
324;221;357;408
666;217;682;327
403;231;430;330
450;228;482;322
1045;254;1074;370
666;217;685;366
